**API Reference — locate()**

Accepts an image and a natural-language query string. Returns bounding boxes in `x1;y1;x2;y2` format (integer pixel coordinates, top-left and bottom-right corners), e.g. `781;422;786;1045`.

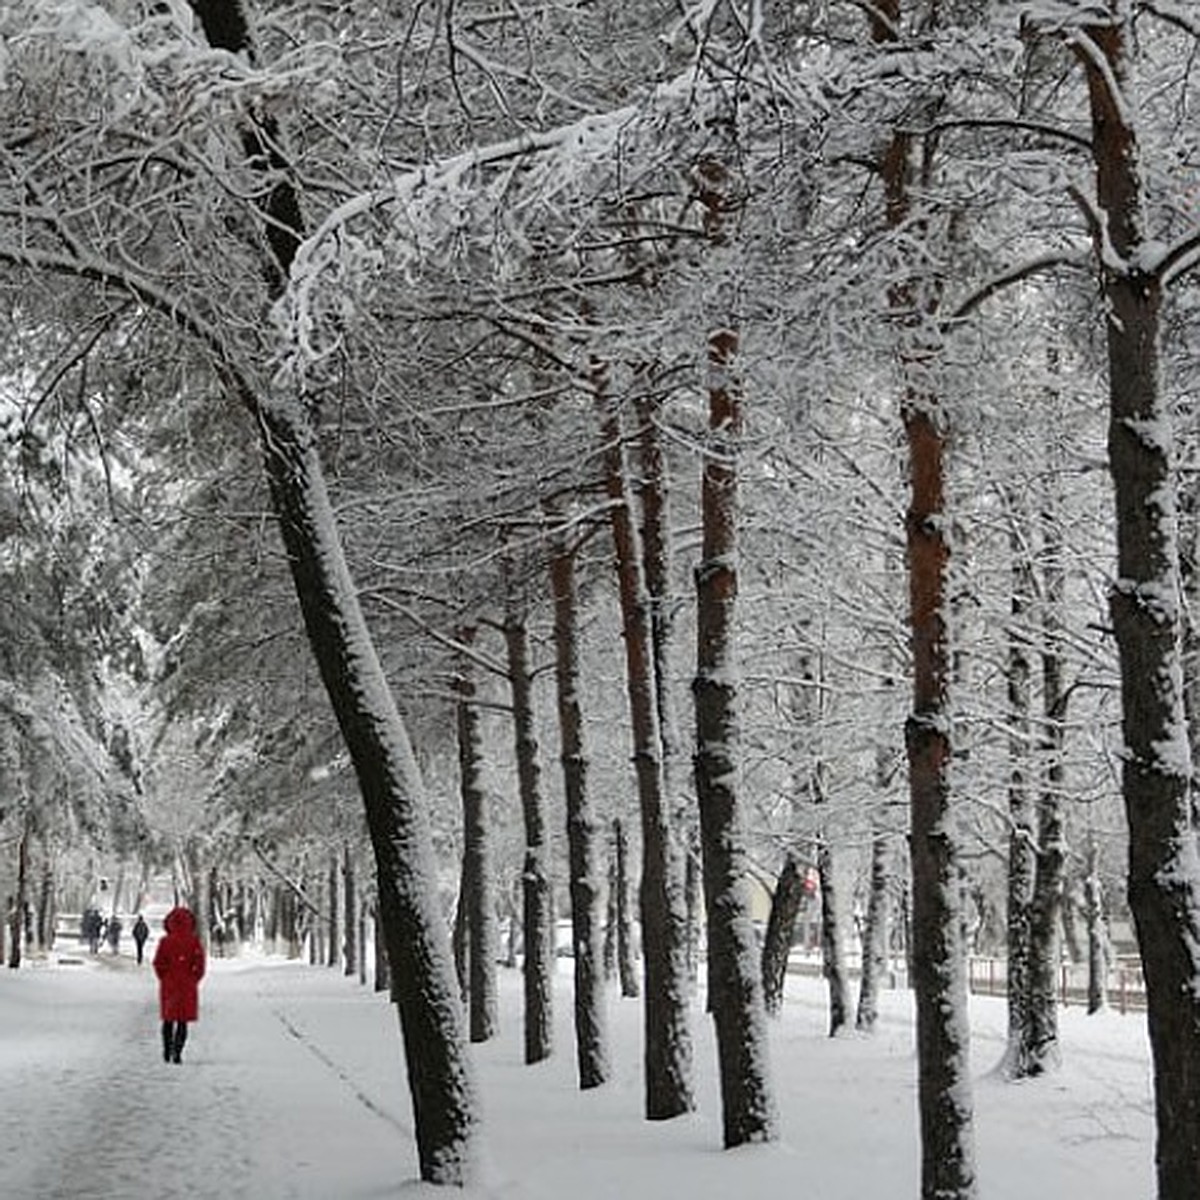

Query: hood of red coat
163;906;196;935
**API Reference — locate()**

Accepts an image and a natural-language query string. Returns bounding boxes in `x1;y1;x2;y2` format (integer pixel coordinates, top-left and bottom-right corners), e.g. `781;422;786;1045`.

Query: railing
965;956;1146;1014
786;951;1148;1015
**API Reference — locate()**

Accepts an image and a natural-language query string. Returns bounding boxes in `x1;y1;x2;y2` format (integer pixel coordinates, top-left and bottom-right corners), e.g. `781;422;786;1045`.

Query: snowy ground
0;946;1154;1199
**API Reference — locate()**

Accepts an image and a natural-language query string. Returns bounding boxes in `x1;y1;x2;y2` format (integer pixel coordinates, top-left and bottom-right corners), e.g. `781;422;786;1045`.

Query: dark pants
134;939;146;964
161;1020;188;1063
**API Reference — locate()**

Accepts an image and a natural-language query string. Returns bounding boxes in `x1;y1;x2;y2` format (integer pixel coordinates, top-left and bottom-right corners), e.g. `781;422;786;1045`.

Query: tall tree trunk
1077;17;1200;1196
816;834;850;1037
612;818;640;997
503;599;554;1066
549;520;609;1088
327;851;339;969
343;845;357;979
1002;511;1036;1078
761;852;805;1017
874;0;976;1190
857;832;893;1033
1083;836;1108;1015
8;816;28;969
184;2;478;1179
691;249;777;1145
597;369;694;1119
1024;500;1068;1074
456;629;498;1043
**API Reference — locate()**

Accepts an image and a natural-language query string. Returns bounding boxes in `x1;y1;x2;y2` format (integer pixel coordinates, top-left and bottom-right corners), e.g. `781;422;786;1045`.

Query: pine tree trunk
8;819;28;969
186;0;478;1180
550;522;609;1088
856;833;892;1033
816;837;850;1037
1083;838;1108;1015
503;602;554;1066
327;852;339;969
1003;521;1036;1078
343;846;357;979
1079;18;1200;1195
456;630;498;1043
692;302;777;1146
597;370;694;1119
613;818;640;997
1024;519;1068;1075
761;852;805;1017
874;1;976;1187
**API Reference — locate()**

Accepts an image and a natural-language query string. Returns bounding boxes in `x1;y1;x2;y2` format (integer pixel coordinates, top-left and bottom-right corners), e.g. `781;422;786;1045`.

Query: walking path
0;955;414;1199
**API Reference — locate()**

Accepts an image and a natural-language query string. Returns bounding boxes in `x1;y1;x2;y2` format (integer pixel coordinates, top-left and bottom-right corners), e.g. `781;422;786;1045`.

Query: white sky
0;942;1154;1198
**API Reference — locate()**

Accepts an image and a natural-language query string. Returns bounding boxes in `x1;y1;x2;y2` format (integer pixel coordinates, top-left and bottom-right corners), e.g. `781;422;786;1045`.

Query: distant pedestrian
106;914;122;955
82;908;103;954
132;915;149;965
153;906;206;1064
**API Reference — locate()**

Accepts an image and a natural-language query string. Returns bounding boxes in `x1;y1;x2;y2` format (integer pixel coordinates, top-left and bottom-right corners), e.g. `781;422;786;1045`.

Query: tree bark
456;628;499;1043
692;300;777;1146
1083;836;1108;1015
343;845;357;979
503;599;554;1066
549;521;609;1088
1002;511;1036;1077
761;852;805;1017
875;0;977;1189
597;368;694;1119
856;833;893;1033
327;852;339;969
186;0;478;1180
609;818;640;998
816;835;850;1037
1078;18;1200;1195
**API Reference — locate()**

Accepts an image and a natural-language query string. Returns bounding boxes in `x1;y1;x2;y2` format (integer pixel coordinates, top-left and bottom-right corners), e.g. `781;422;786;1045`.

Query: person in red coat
153;906;206;1064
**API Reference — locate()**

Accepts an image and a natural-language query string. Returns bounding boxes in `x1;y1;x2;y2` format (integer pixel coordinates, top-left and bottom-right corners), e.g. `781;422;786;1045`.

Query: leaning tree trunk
692;297;777;1147
456;629;498;1043
1079;17;1200;1195
597;365;694;1119
761;852;806;1016
503;598;554;1066
549;519;609;1089
186;0;478;1180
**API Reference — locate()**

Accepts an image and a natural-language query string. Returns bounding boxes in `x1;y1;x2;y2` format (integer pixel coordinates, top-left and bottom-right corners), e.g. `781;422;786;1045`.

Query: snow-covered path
1;951;1157;1198
1;955;414;1199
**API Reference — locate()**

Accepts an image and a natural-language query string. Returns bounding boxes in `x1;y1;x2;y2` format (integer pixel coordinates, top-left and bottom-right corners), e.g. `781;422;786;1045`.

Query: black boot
161;1022;173;1063
172;1022;187;1063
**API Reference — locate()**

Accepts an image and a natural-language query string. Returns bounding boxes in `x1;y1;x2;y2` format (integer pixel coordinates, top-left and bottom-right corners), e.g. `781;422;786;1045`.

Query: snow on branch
272;68;789;375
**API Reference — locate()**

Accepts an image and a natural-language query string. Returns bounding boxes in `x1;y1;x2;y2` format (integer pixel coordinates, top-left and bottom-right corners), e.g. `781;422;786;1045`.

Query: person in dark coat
153;906;206;1063
131;914;149;965
106;914;122;955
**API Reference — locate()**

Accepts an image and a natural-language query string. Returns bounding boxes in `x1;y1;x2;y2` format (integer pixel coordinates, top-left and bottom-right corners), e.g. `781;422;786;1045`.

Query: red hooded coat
153;906;206;1023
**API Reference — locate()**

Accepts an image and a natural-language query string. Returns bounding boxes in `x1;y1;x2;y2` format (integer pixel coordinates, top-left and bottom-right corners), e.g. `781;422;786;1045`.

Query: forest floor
0;943;1154;1198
